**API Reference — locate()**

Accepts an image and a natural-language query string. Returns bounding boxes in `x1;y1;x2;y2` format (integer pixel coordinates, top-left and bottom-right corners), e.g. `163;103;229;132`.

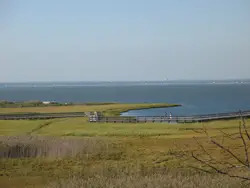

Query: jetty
89;110;250;123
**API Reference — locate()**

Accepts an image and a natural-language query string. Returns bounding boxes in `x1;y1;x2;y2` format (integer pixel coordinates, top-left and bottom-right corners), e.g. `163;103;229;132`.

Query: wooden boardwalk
1;110;250;122
89;110;250;123
0;112;85;120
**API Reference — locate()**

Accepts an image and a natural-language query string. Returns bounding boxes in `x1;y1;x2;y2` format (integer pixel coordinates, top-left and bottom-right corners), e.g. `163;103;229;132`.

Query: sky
0;0;250;82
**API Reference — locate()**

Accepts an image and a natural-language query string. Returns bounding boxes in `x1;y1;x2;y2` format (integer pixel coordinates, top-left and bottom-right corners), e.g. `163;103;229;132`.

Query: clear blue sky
1;0;250;82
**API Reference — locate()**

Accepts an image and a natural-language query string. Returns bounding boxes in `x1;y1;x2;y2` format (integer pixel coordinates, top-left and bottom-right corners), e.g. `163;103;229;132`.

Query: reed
0;136;111;159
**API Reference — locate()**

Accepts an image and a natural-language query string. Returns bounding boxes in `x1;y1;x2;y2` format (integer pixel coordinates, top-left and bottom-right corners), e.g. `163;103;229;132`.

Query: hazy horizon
1;78;250;84
1;0;250;82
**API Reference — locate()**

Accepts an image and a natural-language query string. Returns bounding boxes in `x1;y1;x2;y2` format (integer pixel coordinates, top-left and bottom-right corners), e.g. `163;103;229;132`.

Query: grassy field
0;103;179;116
0;104;248;187
0;118;241;137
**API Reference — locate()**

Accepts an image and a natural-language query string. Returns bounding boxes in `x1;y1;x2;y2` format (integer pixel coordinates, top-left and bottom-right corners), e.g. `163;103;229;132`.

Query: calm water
0;82;250;116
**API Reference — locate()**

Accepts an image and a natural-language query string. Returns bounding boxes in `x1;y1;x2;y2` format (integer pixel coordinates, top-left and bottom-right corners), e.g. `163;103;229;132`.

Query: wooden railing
89;110;250;123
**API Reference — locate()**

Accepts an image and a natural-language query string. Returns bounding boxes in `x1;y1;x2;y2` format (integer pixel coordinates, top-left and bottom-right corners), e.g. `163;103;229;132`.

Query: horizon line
1;78;250;84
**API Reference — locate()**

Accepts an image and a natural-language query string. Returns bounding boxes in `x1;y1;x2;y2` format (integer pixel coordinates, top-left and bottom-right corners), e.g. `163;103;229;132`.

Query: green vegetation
0;118;242;137
0;104;248;187
0;100;69;108
0;102;179;116
0;117;248;187
0;100;118;108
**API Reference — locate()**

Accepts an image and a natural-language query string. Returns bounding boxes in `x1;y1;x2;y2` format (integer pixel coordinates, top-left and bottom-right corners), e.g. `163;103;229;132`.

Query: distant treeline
0;100;68;108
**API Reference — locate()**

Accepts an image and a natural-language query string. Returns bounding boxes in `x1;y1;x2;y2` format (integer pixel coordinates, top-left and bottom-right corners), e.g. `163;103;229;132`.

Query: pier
89;110;250;123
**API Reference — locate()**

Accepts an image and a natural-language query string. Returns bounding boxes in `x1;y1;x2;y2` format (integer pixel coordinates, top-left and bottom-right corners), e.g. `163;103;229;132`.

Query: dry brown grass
0;136;112;159
47;166;242;188
0;119;248;187
0;135;246;188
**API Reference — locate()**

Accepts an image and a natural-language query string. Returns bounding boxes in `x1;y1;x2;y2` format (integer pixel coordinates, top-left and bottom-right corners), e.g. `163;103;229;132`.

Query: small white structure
42;101;51;105
88;111;102;122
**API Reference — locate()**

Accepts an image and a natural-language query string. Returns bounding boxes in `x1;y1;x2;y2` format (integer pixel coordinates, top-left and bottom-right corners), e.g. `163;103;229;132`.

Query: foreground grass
47;166;241;188
0;118;248;187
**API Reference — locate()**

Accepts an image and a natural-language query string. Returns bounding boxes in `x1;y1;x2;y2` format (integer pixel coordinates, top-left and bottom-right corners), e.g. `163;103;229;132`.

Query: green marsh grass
0;103;178;115
0;117;248;187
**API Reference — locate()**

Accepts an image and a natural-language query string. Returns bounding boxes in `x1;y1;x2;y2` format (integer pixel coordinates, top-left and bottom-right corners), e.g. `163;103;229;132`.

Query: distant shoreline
0;102;180;117
0;100;119;108
1;79;250;88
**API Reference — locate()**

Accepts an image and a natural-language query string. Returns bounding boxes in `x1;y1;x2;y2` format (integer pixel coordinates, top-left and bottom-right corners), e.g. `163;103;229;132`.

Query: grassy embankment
0;104;248;187
0;102;180;116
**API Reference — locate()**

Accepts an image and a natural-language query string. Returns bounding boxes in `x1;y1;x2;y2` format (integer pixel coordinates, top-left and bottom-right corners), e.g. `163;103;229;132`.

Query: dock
89;110;250;123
